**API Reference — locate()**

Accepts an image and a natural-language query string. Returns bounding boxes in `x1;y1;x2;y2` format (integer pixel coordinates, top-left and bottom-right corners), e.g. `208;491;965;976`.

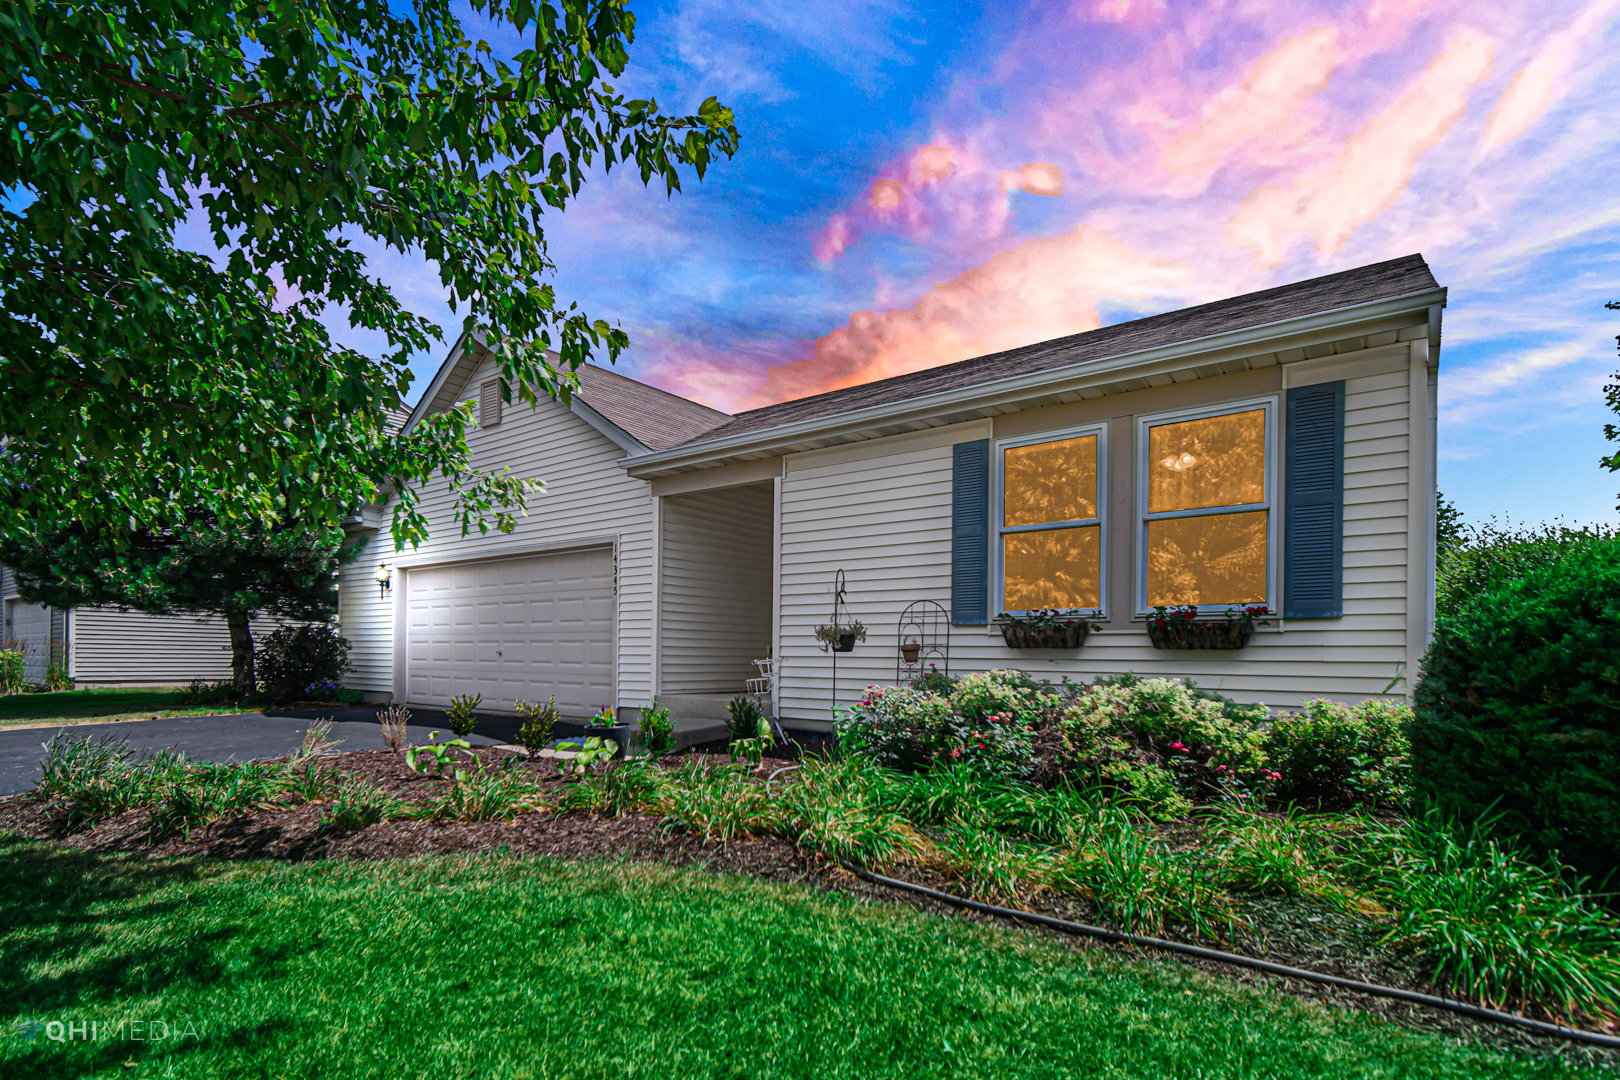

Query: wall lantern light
375;563;392;599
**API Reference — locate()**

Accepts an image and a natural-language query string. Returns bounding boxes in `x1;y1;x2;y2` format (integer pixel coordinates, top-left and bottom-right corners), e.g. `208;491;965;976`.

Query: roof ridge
579;362;732;420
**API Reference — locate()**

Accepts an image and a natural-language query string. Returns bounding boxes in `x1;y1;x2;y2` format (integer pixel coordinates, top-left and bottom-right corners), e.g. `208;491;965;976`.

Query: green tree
0;0;738;546
0;516;360;694
1436;490;1465;561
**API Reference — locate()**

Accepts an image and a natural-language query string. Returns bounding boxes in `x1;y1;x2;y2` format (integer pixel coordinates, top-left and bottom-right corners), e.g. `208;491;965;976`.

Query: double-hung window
1137;400;1275;612
995;425;1106;615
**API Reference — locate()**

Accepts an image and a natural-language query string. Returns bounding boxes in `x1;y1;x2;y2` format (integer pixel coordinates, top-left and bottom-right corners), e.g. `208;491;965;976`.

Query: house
337;254;1443;728
0;566;283;687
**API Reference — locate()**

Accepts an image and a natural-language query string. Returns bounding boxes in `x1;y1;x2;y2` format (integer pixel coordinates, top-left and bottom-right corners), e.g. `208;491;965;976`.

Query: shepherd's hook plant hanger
830;568;850;716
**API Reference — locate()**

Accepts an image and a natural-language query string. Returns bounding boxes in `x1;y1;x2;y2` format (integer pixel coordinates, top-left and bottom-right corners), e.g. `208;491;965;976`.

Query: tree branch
1;368;200;412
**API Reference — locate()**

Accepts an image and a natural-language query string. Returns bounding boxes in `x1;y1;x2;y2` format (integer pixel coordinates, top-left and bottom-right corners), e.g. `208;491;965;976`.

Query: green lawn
0;688;254;728
0;836;1598;1079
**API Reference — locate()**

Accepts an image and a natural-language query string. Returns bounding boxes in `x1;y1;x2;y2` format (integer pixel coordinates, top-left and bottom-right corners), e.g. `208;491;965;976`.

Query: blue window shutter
951;440;990;625
1285;381;1344;619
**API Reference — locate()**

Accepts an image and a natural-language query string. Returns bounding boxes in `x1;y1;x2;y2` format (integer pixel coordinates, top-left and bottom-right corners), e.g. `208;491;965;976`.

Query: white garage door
405;548;614;718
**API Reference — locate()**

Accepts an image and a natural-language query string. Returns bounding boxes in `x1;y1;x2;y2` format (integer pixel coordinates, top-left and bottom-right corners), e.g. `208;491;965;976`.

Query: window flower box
995;609;1094;649
1145;605;1269;650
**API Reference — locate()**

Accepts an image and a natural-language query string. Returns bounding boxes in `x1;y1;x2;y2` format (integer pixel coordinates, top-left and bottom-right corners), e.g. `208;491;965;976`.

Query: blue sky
336;0;1620;530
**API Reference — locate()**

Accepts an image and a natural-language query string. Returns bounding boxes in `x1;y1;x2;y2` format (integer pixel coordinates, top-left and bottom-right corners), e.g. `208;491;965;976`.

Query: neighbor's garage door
5;600;49;682
404;548;614;718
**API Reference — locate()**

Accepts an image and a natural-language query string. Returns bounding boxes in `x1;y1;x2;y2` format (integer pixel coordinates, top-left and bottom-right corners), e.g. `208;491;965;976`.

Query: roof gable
404;334;731;452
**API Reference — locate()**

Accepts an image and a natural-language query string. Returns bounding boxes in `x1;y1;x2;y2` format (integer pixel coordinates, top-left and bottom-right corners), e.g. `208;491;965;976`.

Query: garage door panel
405;548;613;717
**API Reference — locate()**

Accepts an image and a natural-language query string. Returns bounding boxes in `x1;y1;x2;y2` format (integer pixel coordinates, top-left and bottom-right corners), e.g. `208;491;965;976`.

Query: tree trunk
227;613;255;698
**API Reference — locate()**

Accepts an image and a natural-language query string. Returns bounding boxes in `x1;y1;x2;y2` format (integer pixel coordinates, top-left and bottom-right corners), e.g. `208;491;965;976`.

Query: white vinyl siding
341;351;658;710
338;534;396;693
659;486;774;695
778;424;983;721
3;568;303;686
774;345;1418;719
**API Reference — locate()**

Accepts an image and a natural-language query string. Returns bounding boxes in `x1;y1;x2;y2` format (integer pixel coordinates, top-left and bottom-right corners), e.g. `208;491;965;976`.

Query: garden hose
836;860;1620;1049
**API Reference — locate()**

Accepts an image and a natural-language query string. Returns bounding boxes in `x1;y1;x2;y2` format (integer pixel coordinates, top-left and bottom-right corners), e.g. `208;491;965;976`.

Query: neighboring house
0;566;282;686
338;254;1443;725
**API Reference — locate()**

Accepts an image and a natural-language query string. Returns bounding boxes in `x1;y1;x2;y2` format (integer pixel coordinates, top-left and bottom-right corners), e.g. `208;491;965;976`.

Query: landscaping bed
2;717;1617;1069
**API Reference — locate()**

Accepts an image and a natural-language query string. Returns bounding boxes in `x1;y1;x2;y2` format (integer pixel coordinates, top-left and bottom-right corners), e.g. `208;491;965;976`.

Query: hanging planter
994;609;1096;650
900;642;922;663
1145;605;1270;650
816;621;867;653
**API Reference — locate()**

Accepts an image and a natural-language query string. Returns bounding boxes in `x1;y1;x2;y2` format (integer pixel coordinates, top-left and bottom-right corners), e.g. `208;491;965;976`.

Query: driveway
0;707;565;797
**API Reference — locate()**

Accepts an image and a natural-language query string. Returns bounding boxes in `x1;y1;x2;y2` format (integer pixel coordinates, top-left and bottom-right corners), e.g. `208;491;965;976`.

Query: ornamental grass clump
147;759;286;838
1052;809;1235;939
420;761;543;822
325;780;408;832
778;758;922;868
1206;803;1382;915
660;759;780;842
930;818;1055;904
560;760;663;818
1372;811;1620;1023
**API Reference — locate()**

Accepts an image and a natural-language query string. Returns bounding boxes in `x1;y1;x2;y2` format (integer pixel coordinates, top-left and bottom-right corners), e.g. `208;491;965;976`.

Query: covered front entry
404;547;614;718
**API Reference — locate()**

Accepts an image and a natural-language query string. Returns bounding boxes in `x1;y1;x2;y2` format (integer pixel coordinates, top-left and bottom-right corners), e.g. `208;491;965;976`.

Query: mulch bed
0;746;1613;1068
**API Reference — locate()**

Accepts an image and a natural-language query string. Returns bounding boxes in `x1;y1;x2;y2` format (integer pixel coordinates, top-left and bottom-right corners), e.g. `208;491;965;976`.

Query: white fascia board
402;328;485;435
621;288;1447;476
570;397;648;454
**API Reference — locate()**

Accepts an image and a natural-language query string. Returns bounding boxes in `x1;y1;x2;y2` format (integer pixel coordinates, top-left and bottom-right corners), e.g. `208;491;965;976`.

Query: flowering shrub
909;664;957;696
834;686;957;771
1060;677;1268;800
941;710;1035;777
1264;698;1411;809
949;670;1042;725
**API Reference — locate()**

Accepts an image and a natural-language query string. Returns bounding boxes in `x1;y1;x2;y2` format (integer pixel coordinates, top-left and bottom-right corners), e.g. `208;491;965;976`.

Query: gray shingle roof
575;363;732;451
671;254;1439;449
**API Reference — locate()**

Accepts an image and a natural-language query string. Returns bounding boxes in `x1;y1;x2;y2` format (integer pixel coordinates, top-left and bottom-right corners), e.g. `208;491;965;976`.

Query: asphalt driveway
0;707;558;797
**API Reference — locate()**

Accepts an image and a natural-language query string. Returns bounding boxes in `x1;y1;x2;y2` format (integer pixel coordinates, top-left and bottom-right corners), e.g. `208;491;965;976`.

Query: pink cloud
1228;28;1494;266
635;0;1612;424
1483;0;1620;149
742;225;1190;408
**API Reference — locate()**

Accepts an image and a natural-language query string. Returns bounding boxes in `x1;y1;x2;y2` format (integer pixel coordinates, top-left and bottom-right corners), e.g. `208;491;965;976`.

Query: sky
342;0;1620;529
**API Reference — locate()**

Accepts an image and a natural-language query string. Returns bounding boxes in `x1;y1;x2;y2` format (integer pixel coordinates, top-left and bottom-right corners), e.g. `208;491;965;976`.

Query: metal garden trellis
895;600;948;684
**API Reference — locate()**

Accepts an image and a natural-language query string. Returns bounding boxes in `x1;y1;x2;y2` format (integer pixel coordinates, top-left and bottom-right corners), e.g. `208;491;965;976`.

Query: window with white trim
1137;400;1275;611
995;425;1106;615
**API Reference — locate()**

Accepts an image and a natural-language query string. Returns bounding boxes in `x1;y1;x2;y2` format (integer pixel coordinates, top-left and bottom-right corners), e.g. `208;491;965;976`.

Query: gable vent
479;379;502;428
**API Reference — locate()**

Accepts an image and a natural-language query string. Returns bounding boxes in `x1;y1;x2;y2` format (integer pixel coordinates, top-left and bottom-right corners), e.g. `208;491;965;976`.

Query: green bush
515;696;559;757
256;623;351;703
1412;539;1620;884
949;669;1041;723
0;647;26;695
1437;517;1620;620
1264;698;1411;809
638;697;674;758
